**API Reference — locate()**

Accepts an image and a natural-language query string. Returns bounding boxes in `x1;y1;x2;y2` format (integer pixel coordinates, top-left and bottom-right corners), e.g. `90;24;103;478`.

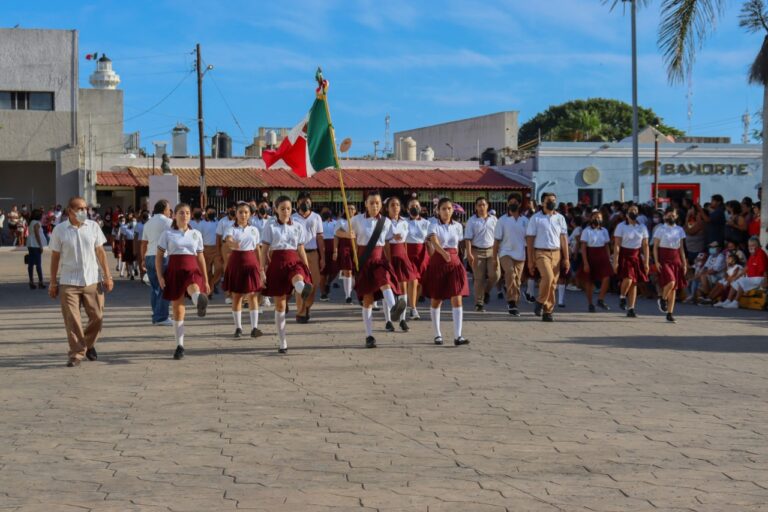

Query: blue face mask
708;248;718;255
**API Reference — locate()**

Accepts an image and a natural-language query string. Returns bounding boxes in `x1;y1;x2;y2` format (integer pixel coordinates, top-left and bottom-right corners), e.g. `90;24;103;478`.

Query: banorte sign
640;161;750;176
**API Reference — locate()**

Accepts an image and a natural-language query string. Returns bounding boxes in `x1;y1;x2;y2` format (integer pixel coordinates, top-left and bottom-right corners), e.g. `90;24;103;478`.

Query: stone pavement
0;248;767;511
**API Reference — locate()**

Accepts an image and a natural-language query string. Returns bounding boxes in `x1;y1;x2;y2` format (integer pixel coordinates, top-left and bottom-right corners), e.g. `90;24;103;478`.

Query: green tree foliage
518;98;684;144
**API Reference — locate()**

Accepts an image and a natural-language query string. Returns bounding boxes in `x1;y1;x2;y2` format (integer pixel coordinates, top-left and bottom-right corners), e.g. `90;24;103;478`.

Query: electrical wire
203;60;248;140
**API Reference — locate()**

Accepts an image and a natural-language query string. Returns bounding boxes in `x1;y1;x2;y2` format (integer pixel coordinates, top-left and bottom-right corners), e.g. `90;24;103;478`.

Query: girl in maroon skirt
579;211;613;312
612;205;650;318
261;196;314;354
156;203;211;360
114;215;125;275
421;198;470;346
385;197;416;332
320;208;338;301
405;198;431;320
333;204;357;305
653;209;688;323
223;202;265;338
351;191;407;348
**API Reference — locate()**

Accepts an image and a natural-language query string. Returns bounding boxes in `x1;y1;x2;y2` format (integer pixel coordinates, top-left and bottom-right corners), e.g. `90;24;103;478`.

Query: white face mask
75;210;88;223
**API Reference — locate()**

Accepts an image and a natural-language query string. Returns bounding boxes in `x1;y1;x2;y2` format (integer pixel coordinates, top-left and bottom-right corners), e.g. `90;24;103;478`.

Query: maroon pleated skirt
122;239;135;264
223;250;263;294
354;246;401;300
421;248;470;300
322;239;337;277
263;250;312;297
163;254;207;300
580;246;613;281
617;247;647;283
389;243;418;283
337;238;354;271
406;242;430;279
658;247;687;290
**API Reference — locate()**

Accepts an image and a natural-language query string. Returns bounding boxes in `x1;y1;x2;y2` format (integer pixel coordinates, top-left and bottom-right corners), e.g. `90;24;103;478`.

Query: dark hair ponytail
170;202;190;230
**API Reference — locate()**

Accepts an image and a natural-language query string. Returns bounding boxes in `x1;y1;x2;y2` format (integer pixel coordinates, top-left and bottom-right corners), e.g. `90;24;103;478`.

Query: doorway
652;183;700;207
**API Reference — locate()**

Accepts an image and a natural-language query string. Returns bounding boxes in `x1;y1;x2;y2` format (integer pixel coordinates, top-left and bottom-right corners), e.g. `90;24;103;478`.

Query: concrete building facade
394;111;519;161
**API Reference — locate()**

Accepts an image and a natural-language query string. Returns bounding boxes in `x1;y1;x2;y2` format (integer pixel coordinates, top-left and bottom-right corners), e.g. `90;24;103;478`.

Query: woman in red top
717;237;767;308
747;204;761;238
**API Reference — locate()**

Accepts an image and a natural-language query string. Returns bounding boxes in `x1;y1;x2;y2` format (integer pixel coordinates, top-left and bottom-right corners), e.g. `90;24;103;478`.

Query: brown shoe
66;359;81;367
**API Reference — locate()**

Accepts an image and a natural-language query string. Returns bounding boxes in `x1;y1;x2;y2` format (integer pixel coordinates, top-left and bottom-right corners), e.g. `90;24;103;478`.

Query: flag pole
316;68;358;271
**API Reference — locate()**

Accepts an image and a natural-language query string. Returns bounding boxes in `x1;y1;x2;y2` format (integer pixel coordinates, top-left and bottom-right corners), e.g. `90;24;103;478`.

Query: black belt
535;248;559;252
305;249;318;253
471;246;493;251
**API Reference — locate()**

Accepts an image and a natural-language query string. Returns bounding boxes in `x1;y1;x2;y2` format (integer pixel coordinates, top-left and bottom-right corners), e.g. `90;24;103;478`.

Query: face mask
193;212;202;220
508;203;519;213
653;216;661;223
258;207;267;216
749;247;756;254
321;212;331;221
131;220;137;227
299;203;311;213
725;212;732;221
75;210;88;223
228;209;235;218
545;201;556;211
119;221;125;226
627;212;638;221
409;207;419;217
206;212;216;221
665;218;675;225
590;220;600;228
708;247;717;255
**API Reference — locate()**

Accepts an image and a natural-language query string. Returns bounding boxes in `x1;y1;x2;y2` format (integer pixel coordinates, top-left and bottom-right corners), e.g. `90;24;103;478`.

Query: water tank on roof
212;132;232;158
481;147;498;166
403;136;417;161
172;123;190;157
420;146;434;161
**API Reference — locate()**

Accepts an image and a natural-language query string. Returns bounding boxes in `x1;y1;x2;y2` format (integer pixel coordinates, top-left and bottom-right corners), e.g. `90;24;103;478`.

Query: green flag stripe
307;98;337;172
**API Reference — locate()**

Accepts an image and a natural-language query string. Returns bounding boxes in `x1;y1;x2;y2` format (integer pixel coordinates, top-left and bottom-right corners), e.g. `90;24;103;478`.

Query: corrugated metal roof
97;167;527;190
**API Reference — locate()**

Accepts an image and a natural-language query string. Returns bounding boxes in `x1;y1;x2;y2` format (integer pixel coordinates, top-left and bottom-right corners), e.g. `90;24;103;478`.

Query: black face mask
206;212;216;221
627;212;638;221
590;220;600;228
258;207;267;216
665;218;675;225
545;201;556;211
193;212;202;220
409;207;420;217
299;203;311;213
227;209;235;218
508;203;519;213
321;212;331;221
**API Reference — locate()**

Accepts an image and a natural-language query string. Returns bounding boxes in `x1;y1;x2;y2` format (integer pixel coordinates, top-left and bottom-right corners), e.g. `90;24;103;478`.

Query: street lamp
445;142;454;160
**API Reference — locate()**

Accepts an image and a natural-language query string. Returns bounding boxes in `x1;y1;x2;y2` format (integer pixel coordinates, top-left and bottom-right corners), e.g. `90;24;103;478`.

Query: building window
0;91;54;111
578;188;602;207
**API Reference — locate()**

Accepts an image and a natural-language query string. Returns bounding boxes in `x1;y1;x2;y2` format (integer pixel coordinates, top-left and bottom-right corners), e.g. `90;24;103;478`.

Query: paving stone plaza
0;249;766;511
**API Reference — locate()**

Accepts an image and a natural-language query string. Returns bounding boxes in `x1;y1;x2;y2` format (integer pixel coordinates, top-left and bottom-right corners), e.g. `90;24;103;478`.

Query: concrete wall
394;112;518;160
0;161;57;211
78;88;124;157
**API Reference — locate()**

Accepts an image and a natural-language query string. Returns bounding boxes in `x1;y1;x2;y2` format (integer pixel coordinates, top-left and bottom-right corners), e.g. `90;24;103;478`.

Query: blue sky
6;0;764;155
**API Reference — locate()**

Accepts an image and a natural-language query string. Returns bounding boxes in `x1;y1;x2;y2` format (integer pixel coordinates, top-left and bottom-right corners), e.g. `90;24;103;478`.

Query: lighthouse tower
89;54;120;89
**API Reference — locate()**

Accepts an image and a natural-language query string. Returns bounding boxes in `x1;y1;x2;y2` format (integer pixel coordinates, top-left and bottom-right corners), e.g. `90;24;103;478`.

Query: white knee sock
452;307;463;339
431;306;442;338
342;276;352;298
557;284;566;304
362;307;373;336
250;309;259;329
232;310;242;330
383;303;392;323
398;296;406;321
527;279;535;294
382;288;396;309
275;310;286;348
293;280;305;294
191;291;200;306
173;320;184;347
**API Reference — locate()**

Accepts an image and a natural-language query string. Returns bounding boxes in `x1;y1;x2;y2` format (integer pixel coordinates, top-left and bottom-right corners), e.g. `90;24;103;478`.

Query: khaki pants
203;245;223;291
500;256;525;303
535;249;561;314
471;247;499;305
60;283;104;361
296;250;320;313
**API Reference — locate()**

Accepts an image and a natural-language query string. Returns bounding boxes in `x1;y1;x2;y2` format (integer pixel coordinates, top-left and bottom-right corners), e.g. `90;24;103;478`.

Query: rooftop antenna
383;114;392;156
742;108;751;144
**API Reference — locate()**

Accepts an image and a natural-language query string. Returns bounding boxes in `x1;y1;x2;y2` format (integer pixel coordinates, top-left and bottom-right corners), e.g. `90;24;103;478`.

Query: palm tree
606;0;767;245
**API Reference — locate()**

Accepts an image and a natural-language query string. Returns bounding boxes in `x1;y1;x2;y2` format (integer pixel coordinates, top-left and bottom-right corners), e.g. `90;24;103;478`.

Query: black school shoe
234;328;243;338
474;304;485;312
657;298;668;313
365;336;377;348
173;345;185;360
345;297;353;305
534;302;543;317
597;299;610;311
666;313;676;323
85;347;98;361
619;297;627;310
483;292;491;304
626;308;637;318
250;328;263;338
542;313;554;322
454;336;470;346
389;297;407;323
588;304;596;313
507;301;520;316
278;347;288;354
196;294;208;317
434;336;444;345
399;319;409;332
385;321;395;332
524;293;536;304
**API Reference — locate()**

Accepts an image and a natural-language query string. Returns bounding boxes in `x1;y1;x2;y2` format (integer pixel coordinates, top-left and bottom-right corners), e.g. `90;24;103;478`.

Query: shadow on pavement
548;334;768;353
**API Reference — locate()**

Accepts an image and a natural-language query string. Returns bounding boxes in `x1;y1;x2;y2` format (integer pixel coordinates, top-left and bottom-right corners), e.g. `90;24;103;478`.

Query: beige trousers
499;256;525;303
60;283;104;361
535;249;561;314
470;246;500;305
204;245;223;291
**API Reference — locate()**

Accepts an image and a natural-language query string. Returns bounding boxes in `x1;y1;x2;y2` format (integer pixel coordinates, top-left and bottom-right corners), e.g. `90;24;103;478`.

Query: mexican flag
85;52;99;60
262;97;336;178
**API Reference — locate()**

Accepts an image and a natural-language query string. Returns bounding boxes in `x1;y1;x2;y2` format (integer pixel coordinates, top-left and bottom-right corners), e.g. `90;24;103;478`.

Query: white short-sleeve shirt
614;221;649;249
336;218;350;234
350;214;391;247
291;212;323;249
406;218;430;244
494;214;528;261
428;221;464;249
224;224;261;251
216;217;235;237
464;215;497;249
653;224;686;249
261;219;306;251
322;220;338;239
525;211;568;250
580;227;611;248
191;219;218;246
49;219;107;287
158;228;204;256
386;217;409;245
119;224;135;241
141;214;173;257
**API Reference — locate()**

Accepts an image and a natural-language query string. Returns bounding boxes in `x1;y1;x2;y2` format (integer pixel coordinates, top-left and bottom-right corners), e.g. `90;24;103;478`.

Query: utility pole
628;0;640;203
373;140;379;160
196;43;206;208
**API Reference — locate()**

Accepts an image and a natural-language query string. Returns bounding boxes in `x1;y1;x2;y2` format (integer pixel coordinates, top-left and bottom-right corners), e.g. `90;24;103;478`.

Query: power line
203;60;247;140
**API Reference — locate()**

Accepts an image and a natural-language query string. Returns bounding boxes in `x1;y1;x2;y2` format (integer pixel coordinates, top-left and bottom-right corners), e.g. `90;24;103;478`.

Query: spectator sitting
684;252;707;303
695;241;726;302
707;251;744;306
714;237;768;309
